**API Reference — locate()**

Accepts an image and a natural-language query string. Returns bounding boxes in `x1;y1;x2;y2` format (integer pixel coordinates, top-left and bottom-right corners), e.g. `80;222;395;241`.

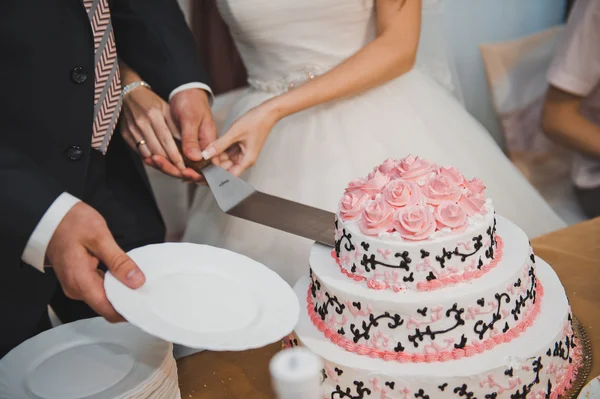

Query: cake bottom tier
293;259;581;399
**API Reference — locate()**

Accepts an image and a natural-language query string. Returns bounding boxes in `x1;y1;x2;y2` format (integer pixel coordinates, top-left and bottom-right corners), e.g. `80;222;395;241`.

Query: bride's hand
120;86;201;181
201;104;279;176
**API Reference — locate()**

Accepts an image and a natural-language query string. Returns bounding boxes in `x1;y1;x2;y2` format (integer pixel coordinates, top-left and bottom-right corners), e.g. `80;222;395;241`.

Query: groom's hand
46;202;144;323
169;89;217;181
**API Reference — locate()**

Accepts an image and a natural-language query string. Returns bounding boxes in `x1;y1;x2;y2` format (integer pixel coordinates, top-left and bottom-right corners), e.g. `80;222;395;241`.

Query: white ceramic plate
0;318;172;399
104;243;300;350
578;376;600;399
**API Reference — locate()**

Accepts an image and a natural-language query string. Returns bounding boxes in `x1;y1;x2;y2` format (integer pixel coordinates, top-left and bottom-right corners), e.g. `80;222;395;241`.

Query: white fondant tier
334;205;497;292
294;258;579;399
310;217;537;360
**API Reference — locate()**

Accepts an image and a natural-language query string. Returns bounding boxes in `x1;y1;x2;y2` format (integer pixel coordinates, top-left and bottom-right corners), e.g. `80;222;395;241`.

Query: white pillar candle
270;348;323;399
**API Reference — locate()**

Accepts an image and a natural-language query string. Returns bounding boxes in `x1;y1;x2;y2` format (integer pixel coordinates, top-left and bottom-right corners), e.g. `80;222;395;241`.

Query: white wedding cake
290;156;581;399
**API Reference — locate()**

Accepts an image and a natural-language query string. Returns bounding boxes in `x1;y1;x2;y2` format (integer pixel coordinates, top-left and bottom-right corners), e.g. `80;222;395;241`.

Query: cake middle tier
309;217;539;361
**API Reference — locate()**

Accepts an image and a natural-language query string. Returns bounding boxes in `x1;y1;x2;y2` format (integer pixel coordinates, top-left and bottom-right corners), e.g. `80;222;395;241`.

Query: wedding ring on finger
135;138;152;158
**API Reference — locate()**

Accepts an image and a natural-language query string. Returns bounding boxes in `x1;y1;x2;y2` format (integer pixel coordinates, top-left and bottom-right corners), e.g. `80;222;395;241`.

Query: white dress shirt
547;0;600;190
22;84;213;272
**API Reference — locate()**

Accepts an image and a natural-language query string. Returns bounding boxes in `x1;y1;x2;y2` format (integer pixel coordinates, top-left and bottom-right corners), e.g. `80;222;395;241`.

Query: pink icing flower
464;177;486;195
359;199;394;235
421;175;462;205
435;201;467;230
437;166;464;185
339;191;369;221
458;192;487;216
393;205;436;240
382;179;421;208
378;158;400;177
396;155;435;183
345;178;365;193
362;170;390;196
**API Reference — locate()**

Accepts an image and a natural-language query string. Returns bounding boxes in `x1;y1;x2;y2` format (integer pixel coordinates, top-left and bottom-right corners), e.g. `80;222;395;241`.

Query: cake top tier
338;155;490;241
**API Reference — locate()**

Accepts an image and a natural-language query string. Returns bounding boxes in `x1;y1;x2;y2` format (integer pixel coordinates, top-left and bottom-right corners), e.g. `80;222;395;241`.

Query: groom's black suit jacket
0;0;208;351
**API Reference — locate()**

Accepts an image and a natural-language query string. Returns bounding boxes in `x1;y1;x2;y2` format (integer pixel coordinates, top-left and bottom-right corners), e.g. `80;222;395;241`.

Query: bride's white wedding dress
182;0;565;284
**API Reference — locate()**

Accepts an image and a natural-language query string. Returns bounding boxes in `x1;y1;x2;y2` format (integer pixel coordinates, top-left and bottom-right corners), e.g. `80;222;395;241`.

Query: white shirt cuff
169;83;214;106
22;192;81;272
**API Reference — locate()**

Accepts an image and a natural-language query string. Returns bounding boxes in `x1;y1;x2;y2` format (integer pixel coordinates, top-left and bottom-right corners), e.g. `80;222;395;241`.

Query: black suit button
65;145;84;161
70;67;87;84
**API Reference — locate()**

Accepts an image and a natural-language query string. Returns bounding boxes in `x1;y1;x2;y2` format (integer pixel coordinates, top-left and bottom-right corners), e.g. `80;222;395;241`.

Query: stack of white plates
0;317;180;399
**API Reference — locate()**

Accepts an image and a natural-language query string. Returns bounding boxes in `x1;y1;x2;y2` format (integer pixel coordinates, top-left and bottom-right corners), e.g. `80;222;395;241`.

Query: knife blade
176;140;336;247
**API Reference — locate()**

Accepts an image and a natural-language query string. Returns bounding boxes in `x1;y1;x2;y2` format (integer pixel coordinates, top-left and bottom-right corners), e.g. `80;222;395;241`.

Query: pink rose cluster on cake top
334;155;499;292
339;155;488;239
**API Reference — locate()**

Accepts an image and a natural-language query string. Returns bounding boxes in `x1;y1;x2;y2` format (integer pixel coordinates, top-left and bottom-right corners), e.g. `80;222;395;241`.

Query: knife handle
174;139;212;173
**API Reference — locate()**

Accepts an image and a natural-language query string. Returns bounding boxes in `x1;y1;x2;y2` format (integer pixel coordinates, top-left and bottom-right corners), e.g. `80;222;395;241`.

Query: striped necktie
83;0;122;154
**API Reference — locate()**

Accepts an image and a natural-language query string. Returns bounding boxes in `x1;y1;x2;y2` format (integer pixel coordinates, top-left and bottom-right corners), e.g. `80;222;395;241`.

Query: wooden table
178;218;600;398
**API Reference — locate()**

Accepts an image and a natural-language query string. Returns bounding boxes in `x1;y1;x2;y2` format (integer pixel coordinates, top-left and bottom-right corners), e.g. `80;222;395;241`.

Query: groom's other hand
46;202;144;323
170;89;217;177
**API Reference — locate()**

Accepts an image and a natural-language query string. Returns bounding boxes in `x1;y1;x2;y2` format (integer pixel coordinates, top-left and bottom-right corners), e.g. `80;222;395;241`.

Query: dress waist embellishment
247;65;325;94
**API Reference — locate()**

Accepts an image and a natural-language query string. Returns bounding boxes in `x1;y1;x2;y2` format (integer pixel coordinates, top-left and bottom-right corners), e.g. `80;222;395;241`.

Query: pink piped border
550;342;582;399
306;276;543;363
335;236;505;292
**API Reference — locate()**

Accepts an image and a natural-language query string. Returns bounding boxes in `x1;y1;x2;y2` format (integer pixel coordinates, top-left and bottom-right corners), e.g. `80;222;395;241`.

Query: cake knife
177;141;336;247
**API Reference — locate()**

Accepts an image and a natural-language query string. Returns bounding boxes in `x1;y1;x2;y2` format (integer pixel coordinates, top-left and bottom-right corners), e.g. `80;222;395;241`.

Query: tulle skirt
177;69;564;284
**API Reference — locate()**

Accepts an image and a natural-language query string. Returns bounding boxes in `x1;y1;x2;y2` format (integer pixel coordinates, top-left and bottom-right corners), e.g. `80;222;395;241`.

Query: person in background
542;0;600;218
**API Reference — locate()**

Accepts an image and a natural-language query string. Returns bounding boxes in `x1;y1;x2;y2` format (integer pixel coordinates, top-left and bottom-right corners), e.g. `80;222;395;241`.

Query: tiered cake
292;156;580;399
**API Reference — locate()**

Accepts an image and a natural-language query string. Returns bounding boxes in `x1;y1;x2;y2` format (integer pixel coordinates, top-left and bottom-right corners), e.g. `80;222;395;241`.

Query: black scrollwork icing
434;216;497;271
408;303;465;347
454;334;467;349
473;293;510;340
317;292;345;320
335;229;355;259
394;342;405;352
438;383;448;391
360;251;411;273
453;384;475;398
350;312;404;343
331;381;371;399
511;267;537;321
310;273;321;299
385;381;395;389
414;389;430;399
509;356;544;399
453;235;483;262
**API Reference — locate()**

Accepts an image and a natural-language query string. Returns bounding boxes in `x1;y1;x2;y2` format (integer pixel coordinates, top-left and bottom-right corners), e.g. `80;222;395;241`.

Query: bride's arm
202;0;421;175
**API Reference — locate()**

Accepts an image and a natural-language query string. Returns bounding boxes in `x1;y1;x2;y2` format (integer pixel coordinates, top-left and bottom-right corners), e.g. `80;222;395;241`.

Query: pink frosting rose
396;155;435;183
362;170;390;196
345;178;366;193
382;179;421;208
378;159;400;177
359;199;394;235
437;166;464;185
339;191;369;221
435;201;467;230
393;205;437;241
464;177;486;195
421;175;462;205
458;192;487;216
